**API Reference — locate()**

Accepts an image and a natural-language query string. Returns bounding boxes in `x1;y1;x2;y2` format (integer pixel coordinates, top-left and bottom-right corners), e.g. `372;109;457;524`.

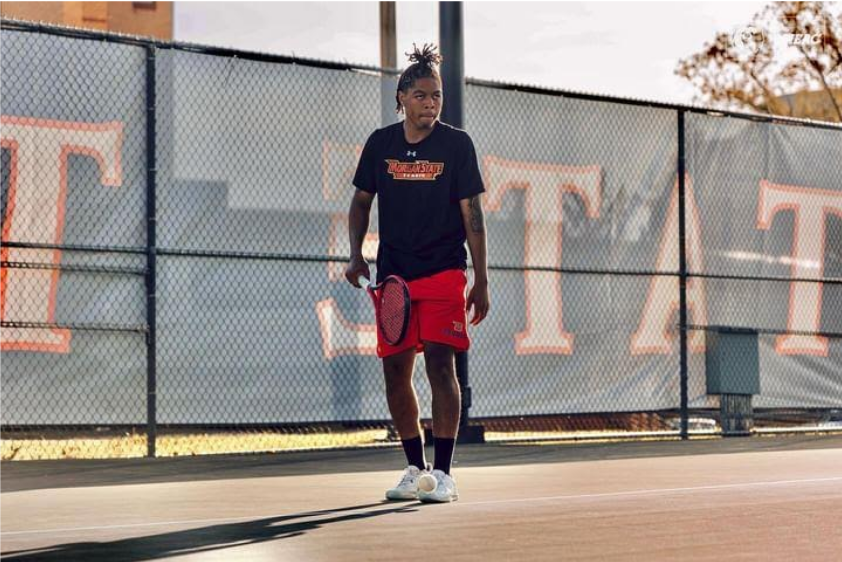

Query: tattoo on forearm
469;196;485;233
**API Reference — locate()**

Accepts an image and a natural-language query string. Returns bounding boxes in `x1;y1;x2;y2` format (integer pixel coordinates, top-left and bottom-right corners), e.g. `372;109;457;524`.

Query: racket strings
378;280;409;344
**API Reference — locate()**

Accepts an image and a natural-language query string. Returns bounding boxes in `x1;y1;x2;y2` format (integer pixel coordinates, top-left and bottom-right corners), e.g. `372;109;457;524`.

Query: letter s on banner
317;139;378;358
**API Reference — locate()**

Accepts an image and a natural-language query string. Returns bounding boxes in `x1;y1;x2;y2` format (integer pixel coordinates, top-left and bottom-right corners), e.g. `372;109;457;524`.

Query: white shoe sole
385;490;418;501
418;492;458;503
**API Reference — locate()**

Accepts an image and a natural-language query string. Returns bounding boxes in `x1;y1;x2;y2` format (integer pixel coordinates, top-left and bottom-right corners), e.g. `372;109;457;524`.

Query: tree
676;2;842;122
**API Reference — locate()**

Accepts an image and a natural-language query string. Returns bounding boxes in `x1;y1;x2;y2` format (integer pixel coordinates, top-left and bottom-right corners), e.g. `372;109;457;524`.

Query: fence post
677;110;689;440
145;44;158;457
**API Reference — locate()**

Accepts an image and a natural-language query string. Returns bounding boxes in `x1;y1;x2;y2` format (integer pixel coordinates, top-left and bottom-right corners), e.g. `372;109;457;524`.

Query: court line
457;475;842;507
3;476;841;537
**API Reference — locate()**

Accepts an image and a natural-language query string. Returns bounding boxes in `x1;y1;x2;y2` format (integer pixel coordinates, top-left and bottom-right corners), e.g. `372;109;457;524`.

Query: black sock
433;437;456;474
401;435;426;470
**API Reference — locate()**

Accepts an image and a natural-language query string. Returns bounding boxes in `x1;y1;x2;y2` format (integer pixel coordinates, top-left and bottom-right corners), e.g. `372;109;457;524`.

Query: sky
174;1;771;105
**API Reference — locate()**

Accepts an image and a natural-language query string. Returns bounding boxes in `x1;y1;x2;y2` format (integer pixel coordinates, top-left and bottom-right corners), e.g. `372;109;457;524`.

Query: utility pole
380;2;398;127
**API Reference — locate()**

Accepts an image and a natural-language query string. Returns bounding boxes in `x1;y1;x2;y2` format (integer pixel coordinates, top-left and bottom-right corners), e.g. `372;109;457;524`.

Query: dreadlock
395;43;443;113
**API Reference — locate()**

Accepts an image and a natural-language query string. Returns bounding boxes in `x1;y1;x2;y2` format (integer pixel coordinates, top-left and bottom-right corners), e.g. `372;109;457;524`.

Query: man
345;43;489;503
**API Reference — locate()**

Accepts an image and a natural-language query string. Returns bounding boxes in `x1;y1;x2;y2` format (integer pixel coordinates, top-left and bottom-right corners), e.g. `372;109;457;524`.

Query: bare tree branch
676;2;842;122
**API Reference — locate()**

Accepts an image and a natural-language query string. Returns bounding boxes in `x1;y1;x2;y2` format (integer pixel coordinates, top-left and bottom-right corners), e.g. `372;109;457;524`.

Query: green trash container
705;326;760;436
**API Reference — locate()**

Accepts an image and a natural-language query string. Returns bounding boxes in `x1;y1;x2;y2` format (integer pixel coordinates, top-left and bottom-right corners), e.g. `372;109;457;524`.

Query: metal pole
379;2;398;127
375;2;400;440
439;2;464;128
440;1;483;443
677;110;689;440
454;350;471;429
145;44;158;457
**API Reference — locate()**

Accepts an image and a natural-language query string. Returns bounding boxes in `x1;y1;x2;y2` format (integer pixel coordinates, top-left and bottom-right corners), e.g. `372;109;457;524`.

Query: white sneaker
385;464;431;501
418;469;458;503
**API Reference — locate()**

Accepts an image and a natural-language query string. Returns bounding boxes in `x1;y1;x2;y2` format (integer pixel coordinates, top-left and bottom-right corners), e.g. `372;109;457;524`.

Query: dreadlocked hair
395;43;443;113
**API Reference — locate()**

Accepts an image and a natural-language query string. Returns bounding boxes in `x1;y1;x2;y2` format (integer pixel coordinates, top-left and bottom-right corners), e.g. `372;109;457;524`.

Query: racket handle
357;275;370;289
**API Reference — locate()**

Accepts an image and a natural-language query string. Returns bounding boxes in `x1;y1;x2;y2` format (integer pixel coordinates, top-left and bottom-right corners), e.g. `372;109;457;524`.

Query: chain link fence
2;20;841;460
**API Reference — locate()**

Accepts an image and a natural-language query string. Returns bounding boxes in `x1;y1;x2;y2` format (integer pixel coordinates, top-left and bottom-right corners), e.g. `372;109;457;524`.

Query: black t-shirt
353;121;485;282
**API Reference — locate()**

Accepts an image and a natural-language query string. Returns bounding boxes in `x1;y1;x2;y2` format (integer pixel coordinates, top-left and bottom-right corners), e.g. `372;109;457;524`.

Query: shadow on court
1;501;420;561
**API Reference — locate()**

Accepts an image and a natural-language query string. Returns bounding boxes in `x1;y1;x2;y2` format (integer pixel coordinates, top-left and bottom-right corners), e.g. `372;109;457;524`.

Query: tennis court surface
2;434;841;561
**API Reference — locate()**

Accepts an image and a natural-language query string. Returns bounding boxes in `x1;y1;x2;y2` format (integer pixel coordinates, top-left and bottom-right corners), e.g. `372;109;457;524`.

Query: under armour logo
407;150;417;157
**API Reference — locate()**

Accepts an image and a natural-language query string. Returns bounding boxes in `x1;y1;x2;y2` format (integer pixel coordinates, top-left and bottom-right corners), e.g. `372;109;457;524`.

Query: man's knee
423;342;456;384
383;349;415;386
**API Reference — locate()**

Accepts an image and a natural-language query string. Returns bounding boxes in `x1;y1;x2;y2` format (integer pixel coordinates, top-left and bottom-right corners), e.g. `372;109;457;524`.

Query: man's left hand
466;281;490;326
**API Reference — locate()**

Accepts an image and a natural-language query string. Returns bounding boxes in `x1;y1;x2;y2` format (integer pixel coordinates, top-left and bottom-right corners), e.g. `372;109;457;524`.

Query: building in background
773;89;842;123
0;1;173;39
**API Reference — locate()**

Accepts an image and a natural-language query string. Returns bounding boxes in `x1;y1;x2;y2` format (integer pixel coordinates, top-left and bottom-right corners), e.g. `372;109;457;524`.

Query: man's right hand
345;256;370;288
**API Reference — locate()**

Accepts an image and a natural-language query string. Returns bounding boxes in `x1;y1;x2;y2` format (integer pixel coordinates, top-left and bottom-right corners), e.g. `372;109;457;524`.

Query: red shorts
376;268;471;358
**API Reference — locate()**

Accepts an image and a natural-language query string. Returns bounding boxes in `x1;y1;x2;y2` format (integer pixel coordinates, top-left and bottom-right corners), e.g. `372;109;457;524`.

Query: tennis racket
358;274;411;346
